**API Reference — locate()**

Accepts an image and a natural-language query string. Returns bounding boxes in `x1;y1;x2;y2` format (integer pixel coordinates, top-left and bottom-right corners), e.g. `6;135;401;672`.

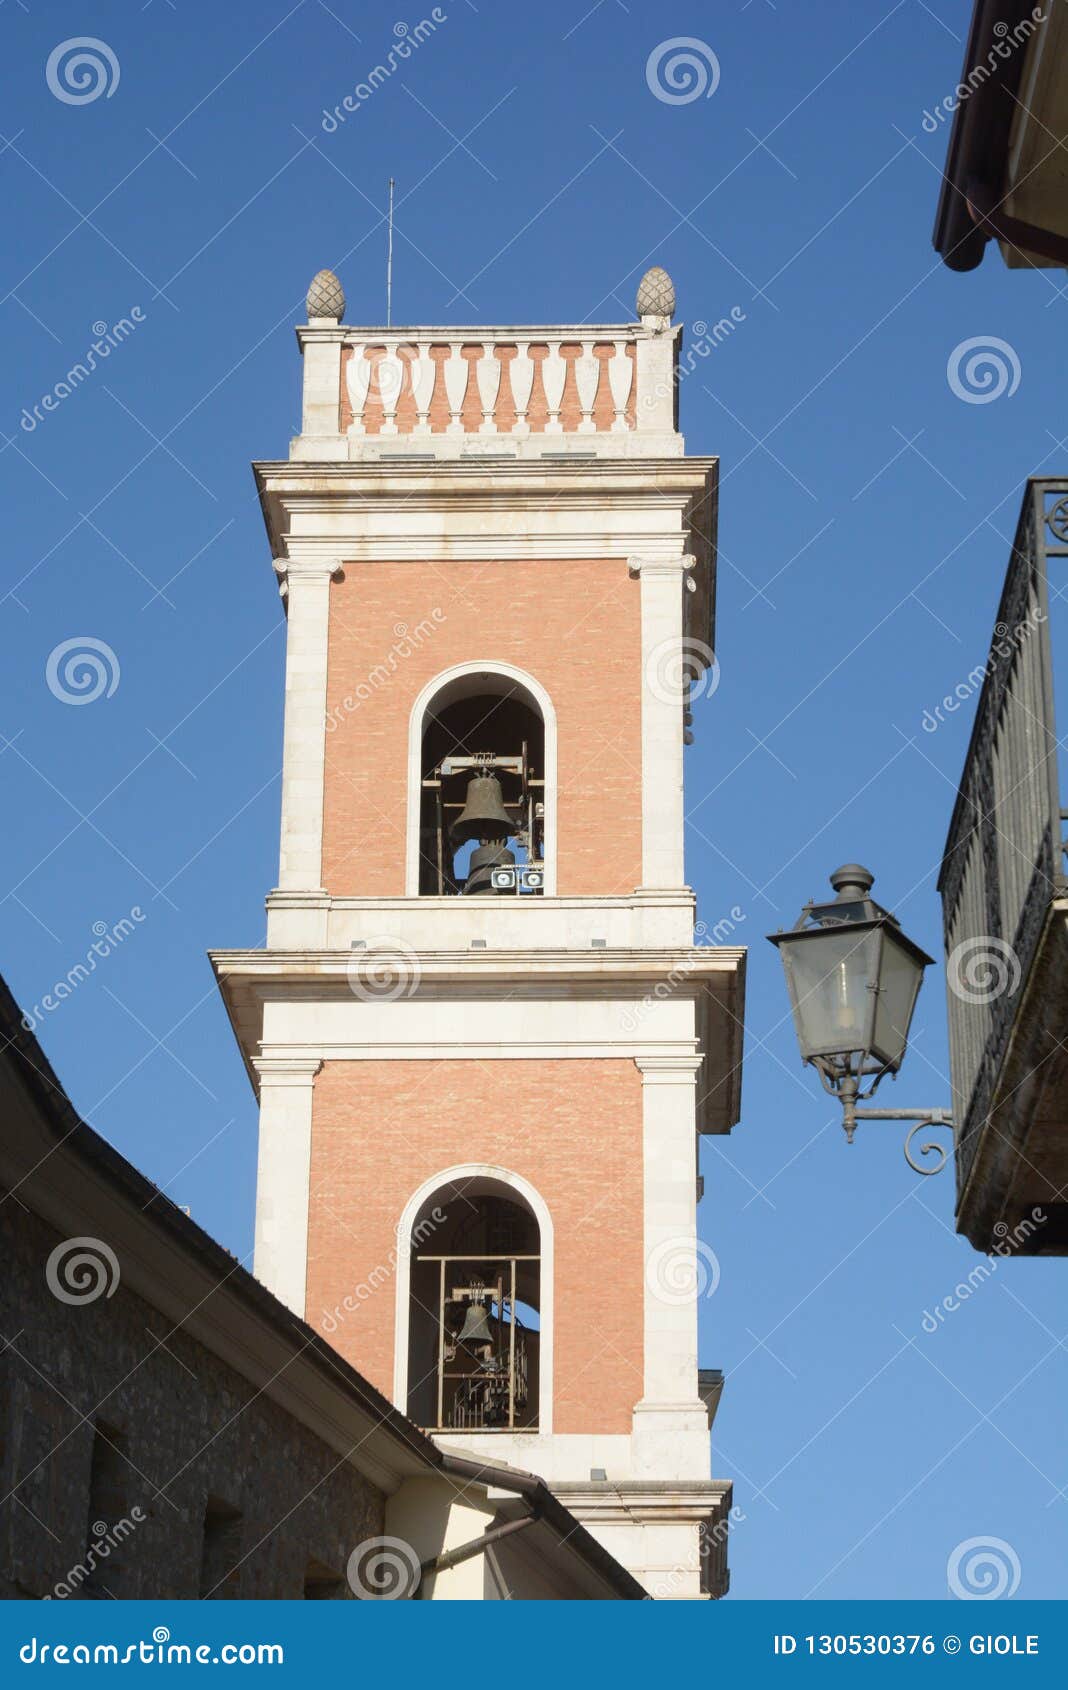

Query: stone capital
271;555;343;597
251;1055;323;1088
634;1054;703;1082
627;552;695;578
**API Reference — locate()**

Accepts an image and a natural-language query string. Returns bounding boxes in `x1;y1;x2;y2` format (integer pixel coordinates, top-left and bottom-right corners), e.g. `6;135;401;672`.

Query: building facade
212;265;746;1597
0;974;643;1602
939;479;1068;1254
932;0;1068;270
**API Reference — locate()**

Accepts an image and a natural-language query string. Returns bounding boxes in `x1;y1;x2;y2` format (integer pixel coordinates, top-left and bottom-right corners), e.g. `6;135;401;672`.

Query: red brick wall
305;1058;645;1434
321;559;642;896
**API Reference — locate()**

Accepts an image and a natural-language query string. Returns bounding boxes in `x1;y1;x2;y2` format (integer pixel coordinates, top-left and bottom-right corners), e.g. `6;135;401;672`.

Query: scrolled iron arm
851;1107;955;1177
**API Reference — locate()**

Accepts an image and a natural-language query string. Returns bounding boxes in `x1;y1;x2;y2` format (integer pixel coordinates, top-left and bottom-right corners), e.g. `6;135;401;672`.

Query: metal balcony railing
938;479;1068;1191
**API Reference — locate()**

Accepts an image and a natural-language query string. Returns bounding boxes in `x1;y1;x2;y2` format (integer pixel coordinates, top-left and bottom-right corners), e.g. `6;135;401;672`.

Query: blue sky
2;0;1067;1601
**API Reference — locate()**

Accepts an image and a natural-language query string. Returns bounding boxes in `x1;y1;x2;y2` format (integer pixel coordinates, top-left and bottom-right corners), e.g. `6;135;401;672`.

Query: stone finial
636;265;676;322
306;267;346;322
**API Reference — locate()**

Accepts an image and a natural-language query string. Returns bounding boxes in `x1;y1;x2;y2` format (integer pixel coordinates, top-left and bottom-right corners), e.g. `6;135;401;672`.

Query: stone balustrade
294;324;683;460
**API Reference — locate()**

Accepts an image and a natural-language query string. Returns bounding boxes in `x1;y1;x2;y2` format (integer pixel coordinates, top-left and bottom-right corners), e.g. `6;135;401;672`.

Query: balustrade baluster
608;342;633;432
476;341;503;433
442;344;468;434
541;342;566;434
511;342;534;435
345;343;371;434
575;340;599;434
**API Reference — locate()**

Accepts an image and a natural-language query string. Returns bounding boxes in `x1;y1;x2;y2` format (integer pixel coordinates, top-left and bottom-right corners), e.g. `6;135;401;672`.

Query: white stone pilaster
633;329;679;436
632;1054;709;1478
633;557;689;889
299;328;343;439
251;1055;322;1316
274;558;339;893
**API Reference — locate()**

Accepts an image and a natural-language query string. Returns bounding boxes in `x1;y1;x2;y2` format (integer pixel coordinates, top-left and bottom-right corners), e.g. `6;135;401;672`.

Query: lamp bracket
852;1106;955;1177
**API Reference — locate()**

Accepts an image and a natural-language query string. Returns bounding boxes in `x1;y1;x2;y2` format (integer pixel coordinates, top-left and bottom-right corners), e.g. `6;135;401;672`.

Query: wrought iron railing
938;479;1068;1192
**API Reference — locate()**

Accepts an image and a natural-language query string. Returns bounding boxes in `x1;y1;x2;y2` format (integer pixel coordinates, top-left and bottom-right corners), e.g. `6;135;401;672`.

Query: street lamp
768;865;954;1174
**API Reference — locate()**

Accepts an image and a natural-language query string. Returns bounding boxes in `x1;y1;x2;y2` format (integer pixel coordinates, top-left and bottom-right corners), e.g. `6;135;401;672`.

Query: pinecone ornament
636;266;676;320
306;268;346;321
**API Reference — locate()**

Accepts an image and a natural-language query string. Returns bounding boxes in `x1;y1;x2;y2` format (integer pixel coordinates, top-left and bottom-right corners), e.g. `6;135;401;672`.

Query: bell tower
212;264;746;1598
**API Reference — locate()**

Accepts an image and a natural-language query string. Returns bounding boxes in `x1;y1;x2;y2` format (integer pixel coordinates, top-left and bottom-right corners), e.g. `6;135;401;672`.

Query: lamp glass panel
871;930;926;1068
780;926;879;1060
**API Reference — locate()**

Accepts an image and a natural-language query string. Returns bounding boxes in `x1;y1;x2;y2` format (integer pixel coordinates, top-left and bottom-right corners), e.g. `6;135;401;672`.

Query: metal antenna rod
386;176;395;327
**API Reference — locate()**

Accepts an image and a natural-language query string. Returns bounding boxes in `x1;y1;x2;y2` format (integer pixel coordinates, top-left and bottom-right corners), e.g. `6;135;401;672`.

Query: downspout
417;1510;541;1595
438;1452;648;1599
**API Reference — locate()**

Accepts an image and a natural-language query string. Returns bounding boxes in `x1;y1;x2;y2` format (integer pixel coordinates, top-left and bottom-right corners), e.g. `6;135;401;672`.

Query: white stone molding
275;557;341;894
405;661;559;897
631;1054;710;1475
250;1055;322;1317
392;1163;554;1433
255;460;716;569
631;556;692;890
211;946;746;1138
305;890;696;953
298;328;344;441
626;553;696;576
633;1054;704;1073
264;888;330;951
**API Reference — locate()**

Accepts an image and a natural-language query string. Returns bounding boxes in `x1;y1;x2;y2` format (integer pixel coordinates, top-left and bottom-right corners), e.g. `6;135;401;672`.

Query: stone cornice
212;946;743;1134
267;890;696;912
551;1478;732;1525
211;946;745;990
255;457;717;490
295;320;683;345
255;459;716;569
256;461;715;561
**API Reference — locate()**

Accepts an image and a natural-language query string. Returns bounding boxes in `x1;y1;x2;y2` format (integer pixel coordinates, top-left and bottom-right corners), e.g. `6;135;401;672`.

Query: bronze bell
451;772;513;845
456;1302;495;1348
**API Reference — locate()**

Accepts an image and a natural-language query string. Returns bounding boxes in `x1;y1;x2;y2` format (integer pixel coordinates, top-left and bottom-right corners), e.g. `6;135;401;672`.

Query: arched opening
405;1176;542;1433
412;668;550;896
